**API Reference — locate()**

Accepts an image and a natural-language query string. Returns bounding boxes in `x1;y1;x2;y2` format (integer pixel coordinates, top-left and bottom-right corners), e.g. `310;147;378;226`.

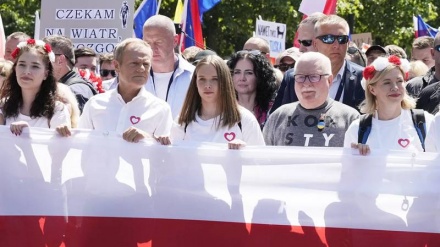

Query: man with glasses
99;53;118;90
275;47;301;74
270;13;324;113
275;14;364;112
407;33;440;98
43;35;97;112
243;37;271;60
263;52;359;147
410;32;440;114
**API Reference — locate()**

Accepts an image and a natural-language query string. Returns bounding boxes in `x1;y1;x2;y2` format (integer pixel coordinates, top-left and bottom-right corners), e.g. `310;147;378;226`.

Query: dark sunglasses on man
100;69;117;77
316;35;349;45
275;63;295;72
298;39;313;47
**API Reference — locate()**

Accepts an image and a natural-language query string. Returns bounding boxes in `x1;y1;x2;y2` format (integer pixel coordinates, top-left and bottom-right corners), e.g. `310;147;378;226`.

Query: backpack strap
410;109;426;152
358;114;373;144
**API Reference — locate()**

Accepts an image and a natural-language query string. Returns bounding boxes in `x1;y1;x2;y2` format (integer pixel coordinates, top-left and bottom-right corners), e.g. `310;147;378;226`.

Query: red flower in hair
11;48;20;59
27;39;36;45
363;66;376;80
44;44;52;53
388;55;401;66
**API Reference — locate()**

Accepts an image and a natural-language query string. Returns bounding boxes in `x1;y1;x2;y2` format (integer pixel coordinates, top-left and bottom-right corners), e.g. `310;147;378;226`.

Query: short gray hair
113;38;152;63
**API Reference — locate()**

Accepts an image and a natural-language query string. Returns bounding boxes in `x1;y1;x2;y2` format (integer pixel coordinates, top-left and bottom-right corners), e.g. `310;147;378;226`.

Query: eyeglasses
275;63;295;72
316;35;349;45
100;69;116;77
435;45;440;52
298;39;313;47
294;74;329;83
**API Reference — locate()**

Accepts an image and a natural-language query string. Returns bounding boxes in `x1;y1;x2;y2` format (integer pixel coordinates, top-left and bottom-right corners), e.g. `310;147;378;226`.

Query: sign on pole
40;0;135;54
255;19;286;58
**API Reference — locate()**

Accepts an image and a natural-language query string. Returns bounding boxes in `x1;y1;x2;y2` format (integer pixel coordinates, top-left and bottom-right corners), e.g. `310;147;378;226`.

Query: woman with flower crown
0;39;71;134
344;55;435;155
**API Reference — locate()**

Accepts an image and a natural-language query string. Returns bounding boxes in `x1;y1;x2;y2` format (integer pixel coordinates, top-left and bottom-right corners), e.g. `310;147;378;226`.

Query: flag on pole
178;0;221;50
133;0;158;39
413;15;438;38
0;14;5;59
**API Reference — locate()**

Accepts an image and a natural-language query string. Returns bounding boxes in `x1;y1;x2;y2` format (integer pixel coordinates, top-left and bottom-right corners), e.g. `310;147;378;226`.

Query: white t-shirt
2;101;71;128
344;109;434;153
171;106;265;145
152;71;174;101
79;87;172;137
329;61;346;102
425;112;440;152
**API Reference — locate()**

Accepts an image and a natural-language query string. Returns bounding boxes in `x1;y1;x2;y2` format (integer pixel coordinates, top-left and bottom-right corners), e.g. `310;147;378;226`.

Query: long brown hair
178;55;240;129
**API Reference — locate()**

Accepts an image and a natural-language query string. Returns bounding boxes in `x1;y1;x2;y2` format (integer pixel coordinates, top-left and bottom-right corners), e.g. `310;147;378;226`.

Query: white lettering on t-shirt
323;133;335;147
304;134;313;146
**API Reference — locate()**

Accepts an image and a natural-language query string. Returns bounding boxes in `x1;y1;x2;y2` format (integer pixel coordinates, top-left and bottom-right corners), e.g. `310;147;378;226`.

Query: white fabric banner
1;126;440;246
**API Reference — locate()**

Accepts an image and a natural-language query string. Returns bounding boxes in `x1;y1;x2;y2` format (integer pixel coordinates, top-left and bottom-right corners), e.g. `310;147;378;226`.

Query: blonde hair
56;83;80;128
408;60;429;80
360;65;416;114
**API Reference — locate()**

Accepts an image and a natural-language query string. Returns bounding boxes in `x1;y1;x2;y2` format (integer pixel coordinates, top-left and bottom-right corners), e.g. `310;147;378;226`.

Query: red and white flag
1;127;440;247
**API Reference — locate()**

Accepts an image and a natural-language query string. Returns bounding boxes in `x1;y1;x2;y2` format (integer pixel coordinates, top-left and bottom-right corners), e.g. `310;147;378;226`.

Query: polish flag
0;127;440;247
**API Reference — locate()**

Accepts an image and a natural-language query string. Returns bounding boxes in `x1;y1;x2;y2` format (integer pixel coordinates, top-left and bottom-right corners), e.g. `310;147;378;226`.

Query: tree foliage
2;0;440;57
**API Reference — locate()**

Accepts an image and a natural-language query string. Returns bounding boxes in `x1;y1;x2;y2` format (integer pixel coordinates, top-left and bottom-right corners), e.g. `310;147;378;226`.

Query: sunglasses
435;45;440;52
100;69;116;77
275;63;295;72
298;39;313;47
238;50;267;56
316;35;349;45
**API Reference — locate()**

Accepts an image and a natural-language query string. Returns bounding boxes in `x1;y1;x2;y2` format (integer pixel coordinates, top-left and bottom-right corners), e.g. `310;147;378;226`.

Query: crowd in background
1;12;440;154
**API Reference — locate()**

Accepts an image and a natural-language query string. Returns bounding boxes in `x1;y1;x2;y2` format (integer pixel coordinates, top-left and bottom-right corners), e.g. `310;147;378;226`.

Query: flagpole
0;14;5;58
34;11;40;40
179;0;189;51
156;0;162;15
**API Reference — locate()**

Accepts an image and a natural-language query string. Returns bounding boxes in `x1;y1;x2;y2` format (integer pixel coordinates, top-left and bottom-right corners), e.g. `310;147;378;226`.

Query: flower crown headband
361;55;410;90
11;39;56;63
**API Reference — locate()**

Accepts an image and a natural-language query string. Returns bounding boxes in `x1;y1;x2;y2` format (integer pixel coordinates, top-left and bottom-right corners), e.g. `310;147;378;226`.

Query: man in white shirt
67;38;173;143
142;15;194;119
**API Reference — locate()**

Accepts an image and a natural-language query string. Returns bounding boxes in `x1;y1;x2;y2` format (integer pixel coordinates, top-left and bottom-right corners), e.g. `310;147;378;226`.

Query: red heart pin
398;138;410;148
130;116;140;125
224;132;236;142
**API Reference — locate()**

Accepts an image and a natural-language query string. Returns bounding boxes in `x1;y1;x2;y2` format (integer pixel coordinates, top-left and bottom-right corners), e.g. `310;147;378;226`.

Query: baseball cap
365;45;387;56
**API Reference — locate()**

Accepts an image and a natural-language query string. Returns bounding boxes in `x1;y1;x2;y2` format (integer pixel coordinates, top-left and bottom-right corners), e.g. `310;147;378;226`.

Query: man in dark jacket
43;35;97;112
407;33;440;98
271;14;364;113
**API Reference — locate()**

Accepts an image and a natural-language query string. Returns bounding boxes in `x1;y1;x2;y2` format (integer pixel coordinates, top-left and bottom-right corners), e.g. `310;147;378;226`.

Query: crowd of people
2;12;440;155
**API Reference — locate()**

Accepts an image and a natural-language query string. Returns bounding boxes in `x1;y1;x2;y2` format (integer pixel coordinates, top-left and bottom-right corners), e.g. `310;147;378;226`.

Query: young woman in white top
344;55;434;155
171;55;265;149
0;39;70;134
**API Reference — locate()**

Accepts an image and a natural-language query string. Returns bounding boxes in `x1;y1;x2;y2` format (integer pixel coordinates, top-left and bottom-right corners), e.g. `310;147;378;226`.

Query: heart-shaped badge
224;132;236;142
130;116;141;125
398;138;410;148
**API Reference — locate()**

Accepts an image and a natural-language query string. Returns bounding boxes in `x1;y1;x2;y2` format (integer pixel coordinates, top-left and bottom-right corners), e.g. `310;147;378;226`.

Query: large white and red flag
1;126;440;247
